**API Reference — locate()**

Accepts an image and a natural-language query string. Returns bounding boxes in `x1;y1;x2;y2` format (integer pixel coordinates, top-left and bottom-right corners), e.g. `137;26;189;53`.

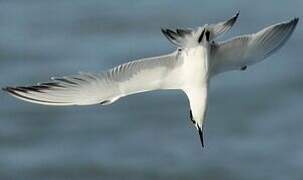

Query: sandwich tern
3;12;299;148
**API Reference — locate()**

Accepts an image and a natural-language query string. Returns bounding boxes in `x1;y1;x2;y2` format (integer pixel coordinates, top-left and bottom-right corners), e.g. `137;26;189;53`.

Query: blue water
0;0;303;179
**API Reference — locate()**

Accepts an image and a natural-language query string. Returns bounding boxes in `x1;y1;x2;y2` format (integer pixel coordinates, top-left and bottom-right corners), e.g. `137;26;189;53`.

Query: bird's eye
178;48;182;52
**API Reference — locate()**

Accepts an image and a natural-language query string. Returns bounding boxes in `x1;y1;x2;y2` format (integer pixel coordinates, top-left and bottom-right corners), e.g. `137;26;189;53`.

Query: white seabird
3;12;299;148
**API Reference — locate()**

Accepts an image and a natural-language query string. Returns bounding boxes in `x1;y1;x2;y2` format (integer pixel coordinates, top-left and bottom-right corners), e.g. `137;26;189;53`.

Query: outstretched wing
161;12;239;47
210;18;299;76
3;52;183;106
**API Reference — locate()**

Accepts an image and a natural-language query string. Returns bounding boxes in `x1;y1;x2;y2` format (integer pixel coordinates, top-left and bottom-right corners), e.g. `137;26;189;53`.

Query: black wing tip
2;86;9;92
235;11;240;19
160;28;172;38
293;17;299;25
286;17;299;27
3;86;19;94
226;11;240;26
161;28;174;34
2;85;52;94
287;17;299;32
230;11;239;21
160;27;180;47
2;86;21;93
2;86;13;93
161;28;167;33
2;86;23;97
3;85;67;105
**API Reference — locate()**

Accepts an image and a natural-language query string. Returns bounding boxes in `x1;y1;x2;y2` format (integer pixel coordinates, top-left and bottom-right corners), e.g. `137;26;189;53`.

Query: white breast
181;47;209;89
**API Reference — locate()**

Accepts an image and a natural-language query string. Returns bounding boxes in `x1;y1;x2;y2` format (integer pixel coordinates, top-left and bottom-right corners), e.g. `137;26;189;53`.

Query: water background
0;0;303;179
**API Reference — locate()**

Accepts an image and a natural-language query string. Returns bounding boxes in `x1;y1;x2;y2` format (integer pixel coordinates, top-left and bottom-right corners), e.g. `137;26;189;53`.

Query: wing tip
160;27;166;34
293;17;299;26
225;11;240;27
233;11;240;23
2;86;18;94
2;85;70;105
285;17;299;28
286;17;299;34
3;85;46;98
2;86;23;97
160;27;180;47
2;86;9;92
235;10;240;19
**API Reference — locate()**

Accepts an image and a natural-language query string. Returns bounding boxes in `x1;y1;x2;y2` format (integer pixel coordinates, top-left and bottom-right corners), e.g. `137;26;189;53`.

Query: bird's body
182;46;209;128
3;12;299;148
